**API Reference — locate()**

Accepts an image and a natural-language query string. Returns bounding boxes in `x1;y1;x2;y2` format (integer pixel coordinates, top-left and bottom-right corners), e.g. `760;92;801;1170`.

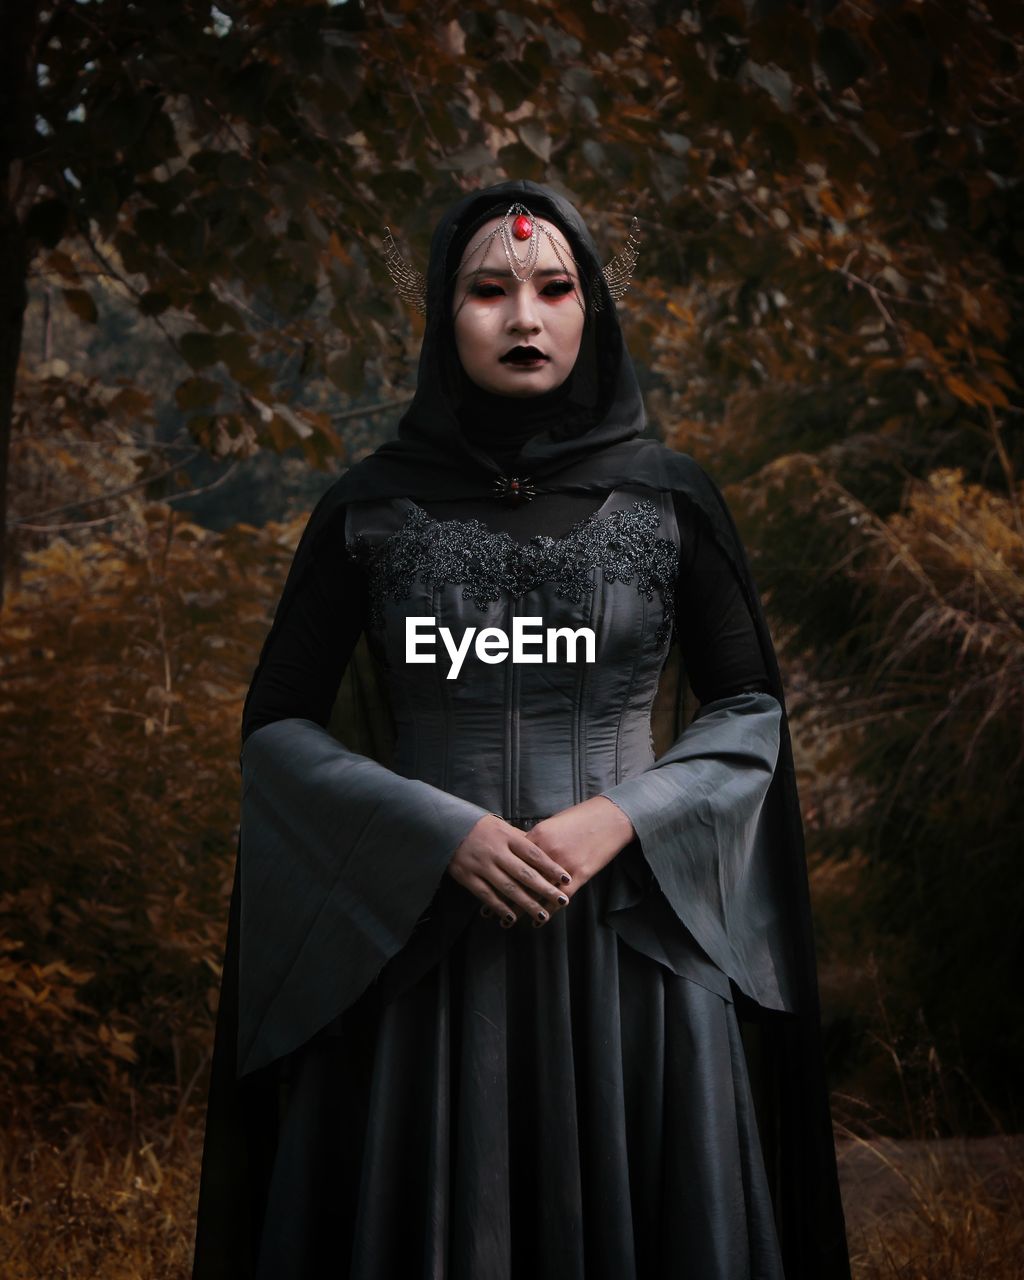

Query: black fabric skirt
248;864;786;1280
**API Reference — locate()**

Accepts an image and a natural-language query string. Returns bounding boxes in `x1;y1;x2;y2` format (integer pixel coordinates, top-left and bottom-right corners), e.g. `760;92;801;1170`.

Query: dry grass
0;1106;202;1280
2;1105;1022;1278
840;1132;1024;1279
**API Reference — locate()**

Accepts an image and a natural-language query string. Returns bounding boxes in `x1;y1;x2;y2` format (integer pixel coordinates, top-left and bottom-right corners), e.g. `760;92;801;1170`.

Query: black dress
227;482;787;1279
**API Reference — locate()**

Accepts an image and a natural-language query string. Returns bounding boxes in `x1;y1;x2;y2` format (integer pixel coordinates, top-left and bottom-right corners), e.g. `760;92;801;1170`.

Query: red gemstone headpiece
382;203;641;316
460;202;576;298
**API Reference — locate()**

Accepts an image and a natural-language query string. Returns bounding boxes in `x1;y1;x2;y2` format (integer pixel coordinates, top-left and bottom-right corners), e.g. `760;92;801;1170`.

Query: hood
355;179;647;493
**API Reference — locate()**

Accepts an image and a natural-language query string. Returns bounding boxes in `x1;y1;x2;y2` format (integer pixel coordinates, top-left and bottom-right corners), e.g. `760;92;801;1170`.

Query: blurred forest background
1;0;1022;1275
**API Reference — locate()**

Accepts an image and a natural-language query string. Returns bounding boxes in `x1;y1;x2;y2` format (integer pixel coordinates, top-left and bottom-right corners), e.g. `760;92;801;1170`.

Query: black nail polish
557;895;568;906
560;873;571;885
504;912;515;924
536;910;547;921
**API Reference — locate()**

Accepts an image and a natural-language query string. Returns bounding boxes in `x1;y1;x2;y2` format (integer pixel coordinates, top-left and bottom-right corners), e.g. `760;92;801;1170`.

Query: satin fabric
250;869;784;1280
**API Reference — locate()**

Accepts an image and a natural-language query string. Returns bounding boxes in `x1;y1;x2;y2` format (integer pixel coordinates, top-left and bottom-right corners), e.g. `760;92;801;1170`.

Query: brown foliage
739;458;1024;1126
0;498;302;1123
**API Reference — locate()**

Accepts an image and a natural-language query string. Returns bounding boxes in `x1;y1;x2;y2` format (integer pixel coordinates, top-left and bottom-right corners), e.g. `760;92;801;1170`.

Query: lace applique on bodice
350;497;678;646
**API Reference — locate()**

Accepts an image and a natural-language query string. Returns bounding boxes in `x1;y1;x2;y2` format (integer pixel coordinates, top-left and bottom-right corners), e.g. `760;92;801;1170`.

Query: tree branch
7;448;204;524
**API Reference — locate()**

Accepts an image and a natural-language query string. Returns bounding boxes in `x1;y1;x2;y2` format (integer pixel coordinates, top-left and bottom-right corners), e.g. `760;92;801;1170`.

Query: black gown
193;176;850;1280
217;482;787;1279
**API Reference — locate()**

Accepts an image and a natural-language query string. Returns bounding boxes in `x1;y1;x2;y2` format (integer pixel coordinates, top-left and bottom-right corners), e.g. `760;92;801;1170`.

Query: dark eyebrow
462;266;578;280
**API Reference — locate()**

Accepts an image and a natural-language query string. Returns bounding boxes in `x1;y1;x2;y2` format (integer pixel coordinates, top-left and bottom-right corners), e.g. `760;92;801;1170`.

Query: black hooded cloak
191;180;850;1279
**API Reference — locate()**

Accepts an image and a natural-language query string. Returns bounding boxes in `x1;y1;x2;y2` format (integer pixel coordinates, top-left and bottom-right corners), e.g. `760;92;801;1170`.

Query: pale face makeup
451;216;586;398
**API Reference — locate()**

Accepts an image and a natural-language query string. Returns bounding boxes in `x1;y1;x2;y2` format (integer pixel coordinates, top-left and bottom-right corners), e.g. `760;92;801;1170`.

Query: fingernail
560;873;571;885
480;906;492;917
557;895;568;907
536;909;548;922
532;919;544;929
503;912;516;926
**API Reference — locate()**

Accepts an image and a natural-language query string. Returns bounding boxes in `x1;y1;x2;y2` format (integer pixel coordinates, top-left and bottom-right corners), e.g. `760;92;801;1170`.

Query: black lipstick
500;345;549;364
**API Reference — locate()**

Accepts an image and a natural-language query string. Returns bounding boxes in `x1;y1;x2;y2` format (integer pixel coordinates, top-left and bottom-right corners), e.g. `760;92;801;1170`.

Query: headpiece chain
382;204;641;315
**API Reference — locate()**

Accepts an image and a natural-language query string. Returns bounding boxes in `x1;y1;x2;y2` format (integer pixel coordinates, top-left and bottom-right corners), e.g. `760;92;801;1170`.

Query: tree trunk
0;0;41;609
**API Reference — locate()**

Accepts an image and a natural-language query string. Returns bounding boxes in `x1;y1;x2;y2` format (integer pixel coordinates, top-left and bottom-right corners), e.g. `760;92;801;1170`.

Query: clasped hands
446;796;636;930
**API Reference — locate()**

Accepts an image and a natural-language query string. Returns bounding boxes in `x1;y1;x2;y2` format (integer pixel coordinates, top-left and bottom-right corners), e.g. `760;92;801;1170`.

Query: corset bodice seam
433;581;452;798
615;590;646;788
506;597;517;821
574;570;599;809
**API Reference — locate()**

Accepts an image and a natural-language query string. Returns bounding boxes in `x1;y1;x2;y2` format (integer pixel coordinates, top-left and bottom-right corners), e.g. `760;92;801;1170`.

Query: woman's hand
529;796;636;895
448;813;574;929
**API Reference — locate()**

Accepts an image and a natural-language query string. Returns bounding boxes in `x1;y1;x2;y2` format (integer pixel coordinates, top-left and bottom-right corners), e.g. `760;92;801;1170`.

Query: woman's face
451;216;586;398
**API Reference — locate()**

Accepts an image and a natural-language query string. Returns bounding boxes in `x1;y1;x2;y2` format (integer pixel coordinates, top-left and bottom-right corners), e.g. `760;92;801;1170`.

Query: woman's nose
507;288;541;333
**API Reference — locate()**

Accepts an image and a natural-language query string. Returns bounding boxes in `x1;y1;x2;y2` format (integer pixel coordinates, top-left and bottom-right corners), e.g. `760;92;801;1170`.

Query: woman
192;179;851;1279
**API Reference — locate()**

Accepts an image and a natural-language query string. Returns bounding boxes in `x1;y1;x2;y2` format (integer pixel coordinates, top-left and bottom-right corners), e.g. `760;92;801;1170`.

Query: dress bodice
346;487;679;827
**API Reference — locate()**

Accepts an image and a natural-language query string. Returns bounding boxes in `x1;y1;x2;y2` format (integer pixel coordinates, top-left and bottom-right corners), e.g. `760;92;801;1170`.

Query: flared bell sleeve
600;691;797;1011
236;719;491;1077
234;510;491;1077
599;494;800;1014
